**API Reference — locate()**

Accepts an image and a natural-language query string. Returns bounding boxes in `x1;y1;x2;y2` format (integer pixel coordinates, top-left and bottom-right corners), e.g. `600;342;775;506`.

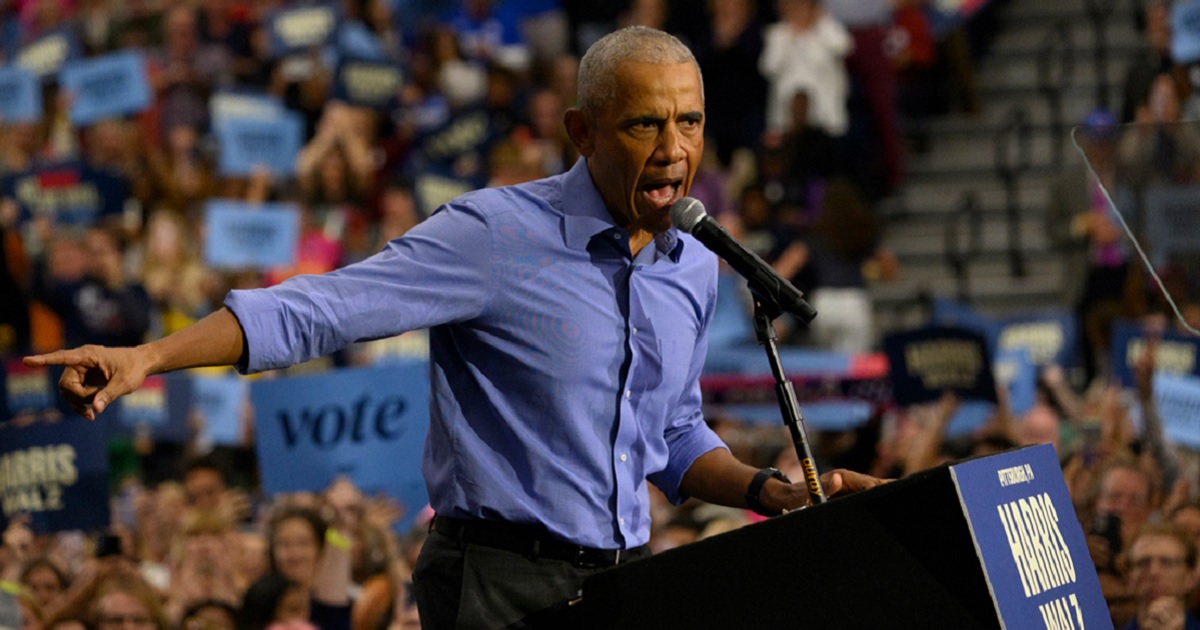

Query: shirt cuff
655;429;729;506
223;289;286;374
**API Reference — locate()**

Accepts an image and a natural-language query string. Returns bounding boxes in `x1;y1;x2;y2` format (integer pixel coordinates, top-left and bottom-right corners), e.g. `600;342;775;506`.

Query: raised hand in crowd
0;515;33;583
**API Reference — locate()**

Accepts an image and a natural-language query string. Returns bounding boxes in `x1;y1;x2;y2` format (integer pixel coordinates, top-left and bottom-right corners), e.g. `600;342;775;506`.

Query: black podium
540;445;1111;630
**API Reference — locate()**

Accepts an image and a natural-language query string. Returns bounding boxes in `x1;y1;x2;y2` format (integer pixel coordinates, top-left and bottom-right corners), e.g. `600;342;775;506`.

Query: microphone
670;197;817;324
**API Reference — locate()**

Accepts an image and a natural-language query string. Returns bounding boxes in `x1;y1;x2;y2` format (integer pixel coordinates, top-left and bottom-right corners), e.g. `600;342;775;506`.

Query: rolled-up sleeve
648;273;727;504
225;199;496;373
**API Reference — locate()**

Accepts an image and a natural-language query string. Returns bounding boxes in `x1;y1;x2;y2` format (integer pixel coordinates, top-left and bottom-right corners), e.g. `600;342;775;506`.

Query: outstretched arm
24;307;246;419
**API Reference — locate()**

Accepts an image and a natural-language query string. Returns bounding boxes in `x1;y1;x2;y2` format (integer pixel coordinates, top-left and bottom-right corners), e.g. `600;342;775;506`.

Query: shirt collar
561;157;683;263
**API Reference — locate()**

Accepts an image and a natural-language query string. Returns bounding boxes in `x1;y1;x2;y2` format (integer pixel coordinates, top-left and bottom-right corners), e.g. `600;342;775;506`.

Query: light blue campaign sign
1174;1;1200;63
60;51;152;125
203;201;299;270
193;375;247;446
251;361;431;533
215;111;304;176
210;91;286;128
1153;373;1200;449
996;349;1037;417
337;21;390;61
0;67;41;123
706;400;873;431
950;444;1110;630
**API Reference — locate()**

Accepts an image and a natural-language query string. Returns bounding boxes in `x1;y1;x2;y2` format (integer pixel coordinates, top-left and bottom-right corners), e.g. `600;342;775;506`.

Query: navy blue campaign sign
996;311;1077;369
268;3;341;57
203;201;300;269
1;359;53;422
412;169;478;217
1174;1;1200;64
251;361;430;532
1;159;127;228
0;66;41;123
1109;320;1200;388
883;325;997;406
60;51;152;125
333;59;402;109
13;28;81;79
933;299;1077;368
417;108;493;167
0;416;110;533
215;111;304;177
950;444;1110;629
1152;373;1200;449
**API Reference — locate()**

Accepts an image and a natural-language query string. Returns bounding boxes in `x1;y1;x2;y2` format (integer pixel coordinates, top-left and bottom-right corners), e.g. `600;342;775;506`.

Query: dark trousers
413;529;612;630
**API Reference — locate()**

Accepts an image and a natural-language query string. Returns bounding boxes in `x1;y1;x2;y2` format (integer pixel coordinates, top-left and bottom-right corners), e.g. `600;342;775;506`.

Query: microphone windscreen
669;197;707;232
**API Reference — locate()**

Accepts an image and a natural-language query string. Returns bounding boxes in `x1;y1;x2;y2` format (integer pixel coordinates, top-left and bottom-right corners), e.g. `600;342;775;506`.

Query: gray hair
577;26;702;118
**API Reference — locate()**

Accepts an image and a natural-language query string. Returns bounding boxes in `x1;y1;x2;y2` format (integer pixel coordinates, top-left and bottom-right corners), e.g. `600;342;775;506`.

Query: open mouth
640;179;683;208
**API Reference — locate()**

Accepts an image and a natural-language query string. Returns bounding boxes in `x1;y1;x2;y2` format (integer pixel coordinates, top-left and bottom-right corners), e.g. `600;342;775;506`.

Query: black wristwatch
746;467;791;517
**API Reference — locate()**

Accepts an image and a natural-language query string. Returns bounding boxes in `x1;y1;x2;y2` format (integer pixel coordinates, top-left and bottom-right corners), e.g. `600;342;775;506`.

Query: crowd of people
1;0;1199;628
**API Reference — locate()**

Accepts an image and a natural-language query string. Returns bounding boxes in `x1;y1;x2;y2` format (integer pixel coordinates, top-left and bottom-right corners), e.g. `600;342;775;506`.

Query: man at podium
26;25;884;630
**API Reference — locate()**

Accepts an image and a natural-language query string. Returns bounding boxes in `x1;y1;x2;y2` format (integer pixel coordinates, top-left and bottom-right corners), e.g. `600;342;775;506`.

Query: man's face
184;468;225;511
576;60;704;238
1127;534;1195;603
1095;467;1151;539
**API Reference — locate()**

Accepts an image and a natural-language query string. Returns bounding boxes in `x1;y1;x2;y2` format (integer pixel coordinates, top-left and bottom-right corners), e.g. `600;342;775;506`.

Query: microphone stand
751;296;826;506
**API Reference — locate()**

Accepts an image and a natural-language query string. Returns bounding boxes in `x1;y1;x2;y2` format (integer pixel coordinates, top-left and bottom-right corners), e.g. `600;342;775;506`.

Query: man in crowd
1122;523;1200;630
26;26;882;629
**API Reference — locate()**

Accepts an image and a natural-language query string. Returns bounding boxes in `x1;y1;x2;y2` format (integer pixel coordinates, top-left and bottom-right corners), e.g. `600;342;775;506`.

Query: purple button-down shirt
225;159;727;549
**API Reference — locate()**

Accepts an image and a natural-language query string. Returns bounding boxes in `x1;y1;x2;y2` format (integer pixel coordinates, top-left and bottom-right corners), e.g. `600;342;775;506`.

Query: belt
429;515;649;569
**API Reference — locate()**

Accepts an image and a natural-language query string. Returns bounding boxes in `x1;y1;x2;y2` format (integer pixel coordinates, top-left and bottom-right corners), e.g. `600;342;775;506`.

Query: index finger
24;348;98;368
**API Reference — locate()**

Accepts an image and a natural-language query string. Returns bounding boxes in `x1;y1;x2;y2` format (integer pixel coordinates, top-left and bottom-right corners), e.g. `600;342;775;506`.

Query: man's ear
564;108;594;157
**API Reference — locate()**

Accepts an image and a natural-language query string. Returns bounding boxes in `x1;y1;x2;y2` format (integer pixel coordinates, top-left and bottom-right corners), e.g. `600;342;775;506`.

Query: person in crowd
32;226;151;349
1089;455;1155;581
1122;0;1173;124
165;511;241;624
26;25;882;629
140;209;217;336
1121;523;1200;630
759;0;853;138
150;6;231;140
179;600;238;630
91;574;170;630
20;559;70;612
824;0;905;192
694;0;767;166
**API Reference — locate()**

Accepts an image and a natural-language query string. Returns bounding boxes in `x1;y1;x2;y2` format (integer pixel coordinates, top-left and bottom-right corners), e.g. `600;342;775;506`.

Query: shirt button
620;453;628;462
619;517;626;525
624;389;631;399
631;326;638;335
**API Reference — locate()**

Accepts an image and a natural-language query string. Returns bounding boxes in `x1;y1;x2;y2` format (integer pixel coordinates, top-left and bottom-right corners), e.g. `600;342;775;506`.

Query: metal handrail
994;106;1032;278
1036;21;1074;165
1085;0;1118;108
944;190;983;303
